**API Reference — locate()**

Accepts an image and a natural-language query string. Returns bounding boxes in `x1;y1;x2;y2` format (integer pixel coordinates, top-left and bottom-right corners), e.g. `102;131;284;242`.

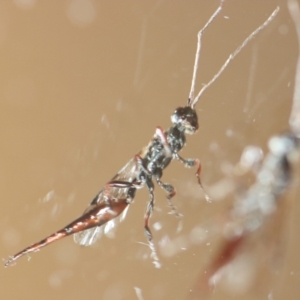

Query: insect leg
107;158;159;260
155;174;182;217
174;153;211;202
106;180;143;190
143;177;161;268
155;126;172;157
104;180;143;204
144;178;155;241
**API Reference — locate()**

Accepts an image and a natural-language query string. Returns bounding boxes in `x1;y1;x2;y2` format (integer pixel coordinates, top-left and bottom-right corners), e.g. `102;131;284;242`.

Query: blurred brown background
1;0;299;299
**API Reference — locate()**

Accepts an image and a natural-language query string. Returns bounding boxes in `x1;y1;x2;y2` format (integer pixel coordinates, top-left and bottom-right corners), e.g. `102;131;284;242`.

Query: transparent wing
73;157;140;246
73;204;130;246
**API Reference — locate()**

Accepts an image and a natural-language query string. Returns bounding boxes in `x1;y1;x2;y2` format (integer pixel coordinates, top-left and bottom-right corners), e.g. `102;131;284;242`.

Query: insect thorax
143;137;172;175
166;126;186;154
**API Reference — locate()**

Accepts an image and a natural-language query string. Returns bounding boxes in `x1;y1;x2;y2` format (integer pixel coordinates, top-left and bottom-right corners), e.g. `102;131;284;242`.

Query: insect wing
73;202;130;246
73;158;140;246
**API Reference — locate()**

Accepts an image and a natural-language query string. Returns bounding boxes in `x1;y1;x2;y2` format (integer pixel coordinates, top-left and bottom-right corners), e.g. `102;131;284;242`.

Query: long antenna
188;0;224;107
189;6;280;109
288;0;300;136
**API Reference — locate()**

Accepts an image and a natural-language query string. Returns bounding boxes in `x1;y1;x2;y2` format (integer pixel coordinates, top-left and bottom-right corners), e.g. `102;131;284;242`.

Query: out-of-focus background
1;0;299;299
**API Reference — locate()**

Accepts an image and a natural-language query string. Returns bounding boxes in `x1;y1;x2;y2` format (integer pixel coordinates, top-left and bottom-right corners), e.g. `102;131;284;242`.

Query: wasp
4;1;278;268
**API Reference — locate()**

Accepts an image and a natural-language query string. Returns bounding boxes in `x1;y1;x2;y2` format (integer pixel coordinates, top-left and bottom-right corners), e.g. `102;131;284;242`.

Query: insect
4;1;278;268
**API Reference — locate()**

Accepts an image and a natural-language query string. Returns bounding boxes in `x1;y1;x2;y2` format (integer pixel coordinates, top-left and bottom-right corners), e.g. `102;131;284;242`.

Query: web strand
189;6;280;109
288;0;300;136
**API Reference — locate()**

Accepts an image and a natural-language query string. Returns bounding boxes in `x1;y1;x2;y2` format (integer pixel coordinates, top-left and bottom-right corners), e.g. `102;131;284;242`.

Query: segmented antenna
288;0;300;136
188;6;280;109
188;0;225;106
